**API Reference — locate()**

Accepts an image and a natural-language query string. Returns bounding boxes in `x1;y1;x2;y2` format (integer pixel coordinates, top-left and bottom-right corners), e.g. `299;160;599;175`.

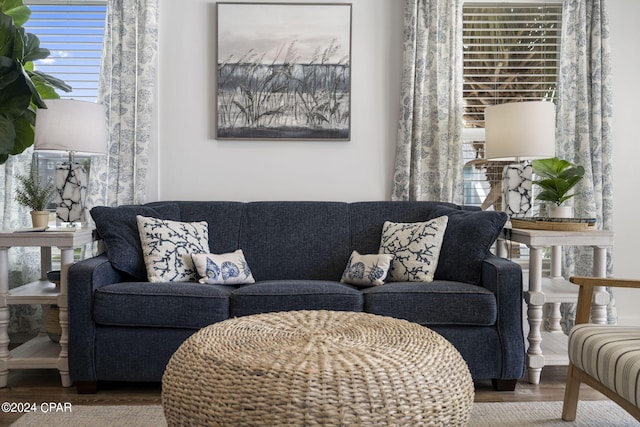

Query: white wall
157;1;640;323
607;1;640;325
157;0;403;202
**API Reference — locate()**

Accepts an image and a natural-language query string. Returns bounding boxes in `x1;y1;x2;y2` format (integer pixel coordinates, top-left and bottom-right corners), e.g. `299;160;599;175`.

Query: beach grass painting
216;3;352;140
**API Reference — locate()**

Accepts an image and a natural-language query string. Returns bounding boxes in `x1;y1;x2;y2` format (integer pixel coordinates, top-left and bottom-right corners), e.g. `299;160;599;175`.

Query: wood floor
0;365;607;425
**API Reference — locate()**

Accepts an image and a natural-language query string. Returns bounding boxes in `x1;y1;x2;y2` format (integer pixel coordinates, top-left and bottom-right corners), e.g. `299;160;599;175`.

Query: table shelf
498;226;614;385
8;335;61;370
5;280;60;305
539;277;583;302
0;228;96;388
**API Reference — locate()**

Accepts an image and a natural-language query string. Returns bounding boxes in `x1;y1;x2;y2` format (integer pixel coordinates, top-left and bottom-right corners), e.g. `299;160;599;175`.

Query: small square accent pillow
192;250;256;285
378;215;449;282
136;215;210;282
340;251;393;287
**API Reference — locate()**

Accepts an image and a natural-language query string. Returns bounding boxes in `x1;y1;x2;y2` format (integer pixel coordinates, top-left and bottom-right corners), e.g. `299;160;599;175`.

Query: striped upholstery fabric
569;325;640;409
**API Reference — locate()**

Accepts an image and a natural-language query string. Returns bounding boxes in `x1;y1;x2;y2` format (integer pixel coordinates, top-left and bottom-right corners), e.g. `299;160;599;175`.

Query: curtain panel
556;0;615;329
556;0;613;239
392;0;464;203
88;0;159;208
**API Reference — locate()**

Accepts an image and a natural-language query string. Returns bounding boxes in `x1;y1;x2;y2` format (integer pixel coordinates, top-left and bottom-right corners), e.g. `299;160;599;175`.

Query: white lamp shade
484;101;556;161
34;99;107;155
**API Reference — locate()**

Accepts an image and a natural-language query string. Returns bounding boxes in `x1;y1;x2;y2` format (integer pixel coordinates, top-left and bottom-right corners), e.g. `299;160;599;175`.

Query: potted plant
14;166;55;228
0;0;71;164
532;157;585;218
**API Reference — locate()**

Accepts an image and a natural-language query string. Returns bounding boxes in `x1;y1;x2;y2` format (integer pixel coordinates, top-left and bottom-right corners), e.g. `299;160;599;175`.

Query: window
24;1;107;101
23;1;107;209
461;3;562;208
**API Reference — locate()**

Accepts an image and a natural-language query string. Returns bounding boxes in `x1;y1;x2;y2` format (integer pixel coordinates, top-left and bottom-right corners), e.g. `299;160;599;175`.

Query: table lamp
34;99;107;224
484;101;556;216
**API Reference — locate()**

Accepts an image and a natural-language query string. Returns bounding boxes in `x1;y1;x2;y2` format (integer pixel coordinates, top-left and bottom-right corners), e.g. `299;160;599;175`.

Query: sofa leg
75;381;98;394
492;378;518;391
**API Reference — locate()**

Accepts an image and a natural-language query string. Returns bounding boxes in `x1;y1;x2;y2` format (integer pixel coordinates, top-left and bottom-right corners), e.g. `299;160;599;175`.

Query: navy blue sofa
68;201;525;393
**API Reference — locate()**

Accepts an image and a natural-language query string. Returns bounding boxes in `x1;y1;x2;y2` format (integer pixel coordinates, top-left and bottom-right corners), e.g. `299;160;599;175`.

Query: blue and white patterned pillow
136;215;210;282
340;251;393;287
378;216;448;282
191;250;255;285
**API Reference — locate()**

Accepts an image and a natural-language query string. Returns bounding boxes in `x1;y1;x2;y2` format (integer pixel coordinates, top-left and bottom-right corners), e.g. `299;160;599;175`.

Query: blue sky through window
24;4;106;101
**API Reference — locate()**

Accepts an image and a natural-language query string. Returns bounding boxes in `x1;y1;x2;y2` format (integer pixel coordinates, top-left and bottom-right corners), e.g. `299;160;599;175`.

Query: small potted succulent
15;167;55;228
532;157;585;218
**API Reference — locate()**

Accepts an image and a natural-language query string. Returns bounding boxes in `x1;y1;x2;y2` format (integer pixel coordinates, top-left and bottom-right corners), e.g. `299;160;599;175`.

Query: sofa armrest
68;254;124;383
481;254;525;379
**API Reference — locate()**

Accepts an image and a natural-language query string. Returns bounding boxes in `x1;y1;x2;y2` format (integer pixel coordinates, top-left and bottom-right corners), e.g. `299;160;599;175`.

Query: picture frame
216;2;352;140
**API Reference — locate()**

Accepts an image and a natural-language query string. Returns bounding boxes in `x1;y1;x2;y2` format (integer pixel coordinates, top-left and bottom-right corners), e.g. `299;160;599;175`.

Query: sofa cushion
93;282;232;329
150;201;246;254
90;203;181;280
340;251;393;287
137;216;210;282
239;202;351;281
192;250;255;285
348;201;463;254
430;207;508;285
362;281;497;326
230;280;363;317
378;216;448;282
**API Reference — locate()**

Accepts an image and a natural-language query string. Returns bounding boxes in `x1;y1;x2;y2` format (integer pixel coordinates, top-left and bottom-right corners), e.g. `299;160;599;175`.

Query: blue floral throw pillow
340;250;393;287
191;250;255;285
378;216;449;282
136;215;210;282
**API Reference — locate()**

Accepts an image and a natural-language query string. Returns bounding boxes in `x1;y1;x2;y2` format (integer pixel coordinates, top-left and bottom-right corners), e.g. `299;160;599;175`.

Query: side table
497;226;614;384
0;228;96;387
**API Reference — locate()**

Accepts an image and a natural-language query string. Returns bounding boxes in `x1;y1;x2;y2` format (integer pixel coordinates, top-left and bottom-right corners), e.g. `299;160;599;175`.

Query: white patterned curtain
392;0;463;203
556;0;615;328
88;0;159;208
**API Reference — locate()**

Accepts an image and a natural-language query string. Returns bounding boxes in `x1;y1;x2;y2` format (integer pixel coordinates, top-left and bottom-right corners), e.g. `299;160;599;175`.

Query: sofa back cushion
91;203;181;280
349;201;506;285
159;201;246;254
430;206;508;285
239;202;351;281
92;200;505;286
348;201;461;253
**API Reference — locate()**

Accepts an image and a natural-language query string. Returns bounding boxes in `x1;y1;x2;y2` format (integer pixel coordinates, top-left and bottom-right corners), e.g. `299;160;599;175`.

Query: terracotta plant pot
30;210;50;228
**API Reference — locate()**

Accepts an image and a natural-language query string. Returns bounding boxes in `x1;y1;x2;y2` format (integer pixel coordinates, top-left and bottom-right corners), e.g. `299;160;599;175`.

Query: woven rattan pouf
162;310;474;426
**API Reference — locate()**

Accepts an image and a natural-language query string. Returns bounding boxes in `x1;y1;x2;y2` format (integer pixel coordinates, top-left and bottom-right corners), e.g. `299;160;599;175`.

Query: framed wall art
216;2;352;140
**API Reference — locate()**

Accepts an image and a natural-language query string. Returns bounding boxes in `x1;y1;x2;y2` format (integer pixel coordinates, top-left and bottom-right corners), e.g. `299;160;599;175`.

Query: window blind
23;1;107;101
462;4;562;129
461;3;562;208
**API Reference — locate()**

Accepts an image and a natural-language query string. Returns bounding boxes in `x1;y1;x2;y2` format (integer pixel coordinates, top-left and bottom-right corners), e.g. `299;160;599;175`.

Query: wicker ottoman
162;310;474;426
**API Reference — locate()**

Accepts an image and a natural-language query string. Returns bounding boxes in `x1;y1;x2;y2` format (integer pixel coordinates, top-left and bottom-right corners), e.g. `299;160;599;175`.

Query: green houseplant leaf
0;0;30;27
0;0;71;164
0;113;16;153
532;157;585;206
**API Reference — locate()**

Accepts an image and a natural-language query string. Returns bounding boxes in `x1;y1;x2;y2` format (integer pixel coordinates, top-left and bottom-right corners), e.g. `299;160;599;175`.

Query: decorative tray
510;217;597;231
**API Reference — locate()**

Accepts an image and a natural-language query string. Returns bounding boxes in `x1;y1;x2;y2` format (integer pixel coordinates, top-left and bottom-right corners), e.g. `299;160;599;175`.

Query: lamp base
55;162;87;223
502;162;533;217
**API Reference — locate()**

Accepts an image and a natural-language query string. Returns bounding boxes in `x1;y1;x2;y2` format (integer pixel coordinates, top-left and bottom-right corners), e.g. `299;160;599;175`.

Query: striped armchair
562;276;640;422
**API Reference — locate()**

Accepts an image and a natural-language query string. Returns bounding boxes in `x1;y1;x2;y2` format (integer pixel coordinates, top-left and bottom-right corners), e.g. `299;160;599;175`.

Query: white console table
497;226;614;384
0;228;95;387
